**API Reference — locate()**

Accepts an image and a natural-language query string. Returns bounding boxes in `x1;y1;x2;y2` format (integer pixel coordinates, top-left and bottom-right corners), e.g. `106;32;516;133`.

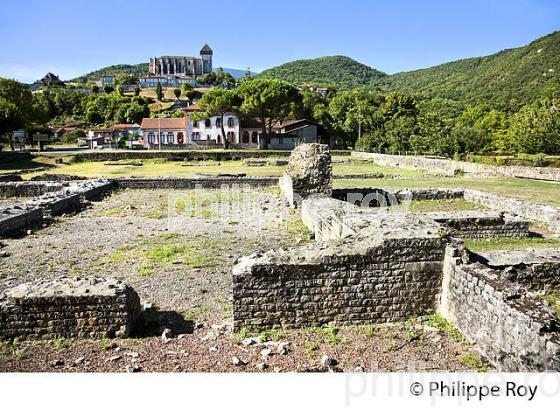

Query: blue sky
1;0;559;82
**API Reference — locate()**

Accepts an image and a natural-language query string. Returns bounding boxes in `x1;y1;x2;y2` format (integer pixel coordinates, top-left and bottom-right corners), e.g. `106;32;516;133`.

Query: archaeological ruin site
1;144;559;372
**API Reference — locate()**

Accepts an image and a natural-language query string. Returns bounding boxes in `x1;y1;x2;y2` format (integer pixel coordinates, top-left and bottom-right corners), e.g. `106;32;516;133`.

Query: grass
542;291;560;319
103;233;220;277
51;338;68;351
464;237;560;252
333;177;560;207
303;325;347;345
233;327;286;343
18;156;423;179
402;199;487;213
426;313;467;344
460;353;488;372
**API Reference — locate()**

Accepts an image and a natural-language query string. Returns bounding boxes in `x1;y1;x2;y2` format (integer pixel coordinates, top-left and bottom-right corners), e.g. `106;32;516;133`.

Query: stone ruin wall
233;237;446;330
113;176;279;190
0;179;114;238
0;181;67;198
280;143;332;207
0;277;142;340
352;151;560;182
440;245;560;371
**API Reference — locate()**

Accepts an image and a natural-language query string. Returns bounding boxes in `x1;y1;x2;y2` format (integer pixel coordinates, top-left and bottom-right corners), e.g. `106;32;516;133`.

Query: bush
59;129;85;144
518;152;547;167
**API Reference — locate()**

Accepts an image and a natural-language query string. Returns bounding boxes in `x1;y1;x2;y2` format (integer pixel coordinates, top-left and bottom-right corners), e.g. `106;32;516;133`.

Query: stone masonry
233;194;447;330
0;277;142;340
280;143;332;207
440;244;560;371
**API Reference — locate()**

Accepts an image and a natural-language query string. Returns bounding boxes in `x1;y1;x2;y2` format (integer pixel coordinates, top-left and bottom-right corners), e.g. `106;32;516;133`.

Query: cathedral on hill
148;44;213;78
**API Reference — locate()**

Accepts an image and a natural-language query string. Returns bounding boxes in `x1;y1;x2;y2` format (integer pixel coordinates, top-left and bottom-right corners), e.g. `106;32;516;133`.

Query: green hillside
381;31;560;107
71;63;149;83
259;55;387;89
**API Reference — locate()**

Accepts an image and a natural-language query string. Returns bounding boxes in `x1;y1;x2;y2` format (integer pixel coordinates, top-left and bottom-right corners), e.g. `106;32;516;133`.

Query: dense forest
259;56;387;89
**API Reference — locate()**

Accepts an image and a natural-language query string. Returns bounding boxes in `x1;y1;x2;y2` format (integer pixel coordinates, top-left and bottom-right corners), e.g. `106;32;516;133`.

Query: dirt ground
0;187;487;372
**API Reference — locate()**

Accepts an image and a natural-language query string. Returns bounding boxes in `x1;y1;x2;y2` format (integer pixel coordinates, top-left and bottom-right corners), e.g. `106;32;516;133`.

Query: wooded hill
260;31;560;107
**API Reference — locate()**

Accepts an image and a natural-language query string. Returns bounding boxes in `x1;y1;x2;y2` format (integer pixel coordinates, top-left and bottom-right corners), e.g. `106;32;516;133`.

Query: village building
139;74;196;89
241;119;321;149
140;117;188;148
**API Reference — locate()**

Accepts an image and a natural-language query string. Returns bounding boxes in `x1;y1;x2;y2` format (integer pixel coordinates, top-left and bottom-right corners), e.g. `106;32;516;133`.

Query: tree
237;78;302;149
91;84;99;94
0;78;35;149
328;88;383;147
116;84;124;97
103;85;114;94
115;74;138;85
181;82;194;93
155;82;164;101
193;88;240;149
173;88;181;99
506;100;560;154
134;85;141;96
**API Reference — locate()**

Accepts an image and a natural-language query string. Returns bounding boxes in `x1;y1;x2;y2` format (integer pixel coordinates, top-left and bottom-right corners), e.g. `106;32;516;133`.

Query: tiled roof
113;123;140;129
140;117;186;130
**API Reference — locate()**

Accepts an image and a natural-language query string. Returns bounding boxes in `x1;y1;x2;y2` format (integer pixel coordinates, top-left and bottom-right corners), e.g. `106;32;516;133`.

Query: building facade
149;44;213;78
139;74;197;89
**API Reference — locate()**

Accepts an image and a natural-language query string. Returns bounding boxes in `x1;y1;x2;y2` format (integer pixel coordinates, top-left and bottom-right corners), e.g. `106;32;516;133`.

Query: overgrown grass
542;291;560;319
464;237;560;253
460;353;488;372
103;233;220;277
303;325;347;345
426;313;467;344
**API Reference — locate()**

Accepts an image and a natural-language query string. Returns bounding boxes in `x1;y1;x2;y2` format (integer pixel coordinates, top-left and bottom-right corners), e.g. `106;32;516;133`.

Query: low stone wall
233;236;446;330
26;192;81;217
0;179;115;237
426;211;529;240
353;151;560;182
77;150;350;162
0;207;43;237
113;176;278;190
440;245;560;371
463;189;560;233
0;277;142;340
477;248;560;291
0;181;66;198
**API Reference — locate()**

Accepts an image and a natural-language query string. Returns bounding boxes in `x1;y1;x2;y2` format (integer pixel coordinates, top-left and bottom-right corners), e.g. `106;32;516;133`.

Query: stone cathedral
148;44;213;78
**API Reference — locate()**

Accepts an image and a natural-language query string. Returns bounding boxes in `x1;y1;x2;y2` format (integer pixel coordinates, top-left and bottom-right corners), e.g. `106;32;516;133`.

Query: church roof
200;44;213;54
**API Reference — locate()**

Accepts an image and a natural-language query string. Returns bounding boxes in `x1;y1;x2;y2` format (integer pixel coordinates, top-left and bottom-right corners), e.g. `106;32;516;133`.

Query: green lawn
333;177;560;207
12;157;425;179
464;237;560;252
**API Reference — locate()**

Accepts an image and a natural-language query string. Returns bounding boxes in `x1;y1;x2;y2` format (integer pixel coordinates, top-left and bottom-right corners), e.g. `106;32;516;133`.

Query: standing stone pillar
280;143;332;208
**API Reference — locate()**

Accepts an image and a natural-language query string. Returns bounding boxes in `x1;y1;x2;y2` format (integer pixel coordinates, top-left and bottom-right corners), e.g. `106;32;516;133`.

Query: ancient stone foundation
440;245;560;371
280;143;332;207
0;277;142;340
113;175;278;190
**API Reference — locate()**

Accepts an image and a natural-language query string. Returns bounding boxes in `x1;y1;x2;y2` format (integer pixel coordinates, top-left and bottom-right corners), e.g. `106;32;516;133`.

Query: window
217;134;221;144
167;132;174;144
251;132;258;144
205;119;211;127
177;132;184;144
148;133;155;144
242;131;249;143
215;117;221;127
227;117;234;127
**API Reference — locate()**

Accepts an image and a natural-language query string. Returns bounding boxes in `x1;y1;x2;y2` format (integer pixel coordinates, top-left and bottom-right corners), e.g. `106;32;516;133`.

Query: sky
0;0;559;83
